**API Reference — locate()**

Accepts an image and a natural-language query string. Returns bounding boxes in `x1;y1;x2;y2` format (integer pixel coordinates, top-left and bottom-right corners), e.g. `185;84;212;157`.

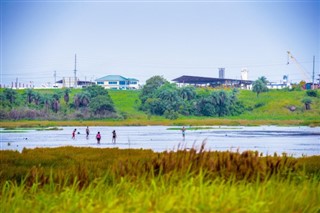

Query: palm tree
74;92;91;109
302;97;312;110
258;76;268;84
33;92;41;105
63;88;71;104
52;99;60;113
179;86;196;101
25;88;34;104
40;94;52;112
252;79;268;97
3;88;17;105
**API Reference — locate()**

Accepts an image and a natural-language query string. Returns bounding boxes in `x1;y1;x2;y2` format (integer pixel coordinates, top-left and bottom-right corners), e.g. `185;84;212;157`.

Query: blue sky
1;1;319;87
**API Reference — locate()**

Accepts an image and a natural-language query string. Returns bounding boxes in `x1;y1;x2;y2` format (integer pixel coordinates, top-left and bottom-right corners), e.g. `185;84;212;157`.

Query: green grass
236;89;320;120
108;90;146;119
0;147;319;212
1;173;319;213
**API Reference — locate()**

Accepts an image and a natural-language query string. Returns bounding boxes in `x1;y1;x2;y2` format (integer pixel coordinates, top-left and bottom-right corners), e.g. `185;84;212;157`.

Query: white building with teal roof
95;75;139;90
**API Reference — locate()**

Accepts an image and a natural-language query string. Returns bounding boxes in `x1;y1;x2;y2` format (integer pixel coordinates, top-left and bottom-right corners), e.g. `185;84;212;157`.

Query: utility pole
54;70;57;87
312;56;315;89
74;54;77;88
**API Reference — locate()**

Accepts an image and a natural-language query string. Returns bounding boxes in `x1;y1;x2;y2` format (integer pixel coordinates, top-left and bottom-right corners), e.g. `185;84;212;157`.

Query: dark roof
56;80;95;85
172;75;253;85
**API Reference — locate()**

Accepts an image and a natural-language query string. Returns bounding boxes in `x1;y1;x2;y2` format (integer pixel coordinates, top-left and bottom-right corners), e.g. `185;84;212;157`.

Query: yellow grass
1;118;317;128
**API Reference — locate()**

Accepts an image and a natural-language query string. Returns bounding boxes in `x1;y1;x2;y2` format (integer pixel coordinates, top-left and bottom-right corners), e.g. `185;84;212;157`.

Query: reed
1;146;319;212
1;146;318;187
1;170;319;212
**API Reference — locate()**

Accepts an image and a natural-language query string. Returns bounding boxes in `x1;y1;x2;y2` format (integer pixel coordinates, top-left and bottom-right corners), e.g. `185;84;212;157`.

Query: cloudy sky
1;0;319;87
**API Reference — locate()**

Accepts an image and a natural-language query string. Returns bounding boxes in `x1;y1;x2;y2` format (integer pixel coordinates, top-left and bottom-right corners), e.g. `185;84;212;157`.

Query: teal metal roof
96;75;128;82
96;75;139;82
127;78;139;81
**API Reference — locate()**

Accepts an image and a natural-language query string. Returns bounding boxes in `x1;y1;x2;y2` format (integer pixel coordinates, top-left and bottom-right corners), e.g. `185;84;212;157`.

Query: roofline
172;75;253;84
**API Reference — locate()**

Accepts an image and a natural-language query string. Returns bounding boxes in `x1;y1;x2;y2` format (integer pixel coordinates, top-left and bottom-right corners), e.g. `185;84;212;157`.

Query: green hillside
236;89;320;121
107;89;320;124
1;88;319;127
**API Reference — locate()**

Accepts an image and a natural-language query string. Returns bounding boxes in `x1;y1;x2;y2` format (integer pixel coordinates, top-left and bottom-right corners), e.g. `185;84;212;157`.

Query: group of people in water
72;126;187;144
72;127;117;144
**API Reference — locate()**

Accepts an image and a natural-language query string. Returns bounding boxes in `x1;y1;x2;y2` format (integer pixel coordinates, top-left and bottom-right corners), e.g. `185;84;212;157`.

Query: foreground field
1;147;319;212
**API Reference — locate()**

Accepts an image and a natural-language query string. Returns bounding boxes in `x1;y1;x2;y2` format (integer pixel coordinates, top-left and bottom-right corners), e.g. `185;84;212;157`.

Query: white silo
241;68;248;80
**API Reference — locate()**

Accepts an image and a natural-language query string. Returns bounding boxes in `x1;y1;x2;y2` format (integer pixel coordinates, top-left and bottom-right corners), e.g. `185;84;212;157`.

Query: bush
254;102;265;108
306;90;318;97
164;110;179;120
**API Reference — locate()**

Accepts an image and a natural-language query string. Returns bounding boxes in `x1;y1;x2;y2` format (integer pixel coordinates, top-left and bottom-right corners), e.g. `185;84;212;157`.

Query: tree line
0;85;116;120
139;76;246;119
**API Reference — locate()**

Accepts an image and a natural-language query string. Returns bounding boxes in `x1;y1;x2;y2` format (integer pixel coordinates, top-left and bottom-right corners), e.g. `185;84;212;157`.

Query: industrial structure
54;78;95;88
218;68;225;79
172;68;253;89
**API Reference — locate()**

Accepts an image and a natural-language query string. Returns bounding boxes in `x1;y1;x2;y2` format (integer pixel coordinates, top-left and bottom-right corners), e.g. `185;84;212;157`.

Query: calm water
1;126;319;157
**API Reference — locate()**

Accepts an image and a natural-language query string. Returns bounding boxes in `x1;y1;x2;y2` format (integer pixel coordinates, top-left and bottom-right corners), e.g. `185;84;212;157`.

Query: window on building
109;81;117;85
129;81;137;85
119;81;127;85
97;82;104;85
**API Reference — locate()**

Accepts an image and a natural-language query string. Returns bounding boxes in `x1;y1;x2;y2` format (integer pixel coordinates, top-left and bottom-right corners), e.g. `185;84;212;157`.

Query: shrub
306;90;318;97
164;110;179;120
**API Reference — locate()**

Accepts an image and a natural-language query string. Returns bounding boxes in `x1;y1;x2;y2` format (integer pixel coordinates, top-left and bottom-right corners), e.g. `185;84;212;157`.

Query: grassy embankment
0;147;319;212
1;89;320;128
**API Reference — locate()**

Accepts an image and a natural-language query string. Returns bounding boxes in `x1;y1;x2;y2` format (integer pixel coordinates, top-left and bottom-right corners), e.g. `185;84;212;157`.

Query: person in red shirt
72;129;77;139
96;132;101;144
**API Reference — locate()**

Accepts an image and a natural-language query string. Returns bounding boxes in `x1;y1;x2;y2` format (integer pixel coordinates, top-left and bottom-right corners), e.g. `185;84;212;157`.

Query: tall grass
1;170;319;212
1;147;319;212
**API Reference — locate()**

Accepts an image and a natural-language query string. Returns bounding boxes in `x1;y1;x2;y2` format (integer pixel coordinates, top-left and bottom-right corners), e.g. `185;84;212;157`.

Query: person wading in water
181;126;186;140
72;129;77;140
96;132;101;144
86;126;90;139
112;130;117;144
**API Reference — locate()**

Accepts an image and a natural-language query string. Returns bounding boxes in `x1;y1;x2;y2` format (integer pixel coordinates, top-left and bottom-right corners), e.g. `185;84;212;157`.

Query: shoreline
1;118;319;128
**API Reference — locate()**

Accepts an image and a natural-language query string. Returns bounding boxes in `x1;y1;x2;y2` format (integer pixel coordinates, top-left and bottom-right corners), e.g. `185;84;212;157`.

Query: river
1;126;319;157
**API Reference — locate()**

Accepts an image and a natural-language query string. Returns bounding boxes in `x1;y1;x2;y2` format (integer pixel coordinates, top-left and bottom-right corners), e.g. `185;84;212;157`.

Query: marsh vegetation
0;147;319;212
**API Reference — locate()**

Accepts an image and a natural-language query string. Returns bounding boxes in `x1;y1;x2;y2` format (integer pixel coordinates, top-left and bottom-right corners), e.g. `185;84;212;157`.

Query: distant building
267;82;291;89
55;77;95;88
172;75;253;89
95;75;139;90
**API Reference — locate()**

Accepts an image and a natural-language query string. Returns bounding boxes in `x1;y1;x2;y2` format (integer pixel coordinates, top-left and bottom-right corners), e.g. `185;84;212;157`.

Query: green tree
84;85;109;98
51;91;62;113
196;90;243;117
252;79;268;97
179;86;196;101
52;99;60;113
258;76;268;84
74;92;91;109
140;76;168;104
40;94;52;112
89;95;115;116
301;97;312;110
3;88;18;105
63;88;71;104
24;88;35;104
33;92;42;105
